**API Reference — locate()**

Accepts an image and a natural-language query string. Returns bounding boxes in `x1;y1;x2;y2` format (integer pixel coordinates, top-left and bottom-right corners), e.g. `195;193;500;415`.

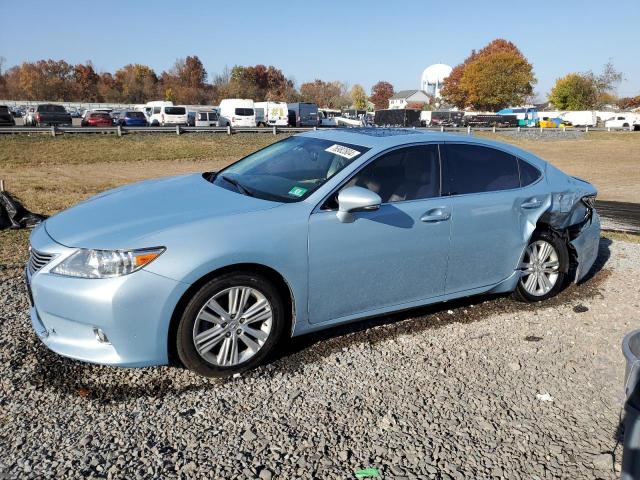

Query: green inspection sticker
288;186;308;197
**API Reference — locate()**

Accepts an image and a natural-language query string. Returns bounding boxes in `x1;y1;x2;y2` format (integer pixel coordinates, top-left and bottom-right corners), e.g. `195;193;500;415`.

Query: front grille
28;248;56;275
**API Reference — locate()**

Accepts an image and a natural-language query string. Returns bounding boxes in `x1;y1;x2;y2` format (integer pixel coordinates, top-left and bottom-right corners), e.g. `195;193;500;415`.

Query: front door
307;144;451;324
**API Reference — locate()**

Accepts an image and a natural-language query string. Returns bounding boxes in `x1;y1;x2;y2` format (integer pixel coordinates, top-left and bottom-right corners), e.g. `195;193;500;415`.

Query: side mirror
336;186;381;223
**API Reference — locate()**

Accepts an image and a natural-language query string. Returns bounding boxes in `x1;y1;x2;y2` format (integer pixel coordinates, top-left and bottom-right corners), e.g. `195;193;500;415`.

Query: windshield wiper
220;175;254;197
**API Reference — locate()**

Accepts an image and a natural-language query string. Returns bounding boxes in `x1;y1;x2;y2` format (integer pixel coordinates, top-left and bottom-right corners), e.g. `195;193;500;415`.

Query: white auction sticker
325;144;361;159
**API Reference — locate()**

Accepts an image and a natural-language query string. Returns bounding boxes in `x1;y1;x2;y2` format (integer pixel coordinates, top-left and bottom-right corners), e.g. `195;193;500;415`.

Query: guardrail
0;125;636;136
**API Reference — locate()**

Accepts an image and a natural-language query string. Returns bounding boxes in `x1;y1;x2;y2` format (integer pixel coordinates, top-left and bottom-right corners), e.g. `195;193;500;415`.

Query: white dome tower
421;63;453;98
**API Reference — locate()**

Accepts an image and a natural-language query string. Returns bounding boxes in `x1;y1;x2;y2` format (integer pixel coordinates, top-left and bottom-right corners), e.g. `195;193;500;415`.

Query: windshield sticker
325;144;361;159
288;186;308;197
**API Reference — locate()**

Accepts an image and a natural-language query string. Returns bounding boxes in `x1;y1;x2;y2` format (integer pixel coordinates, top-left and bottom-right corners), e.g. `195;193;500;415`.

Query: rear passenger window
443;144;519;195
518;159;541;186
345;145;440;203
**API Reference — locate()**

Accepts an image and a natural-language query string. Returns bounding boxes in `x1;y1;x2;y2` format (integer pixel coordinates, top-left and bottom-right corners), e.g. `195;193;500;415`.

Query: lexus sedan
26;128;600;377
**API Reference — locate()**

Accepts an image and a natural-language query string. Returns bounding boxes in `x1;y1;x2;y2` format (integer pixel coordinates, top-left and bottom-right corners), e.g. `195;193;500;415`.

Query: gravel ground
1;238;638;479
496;129;585;141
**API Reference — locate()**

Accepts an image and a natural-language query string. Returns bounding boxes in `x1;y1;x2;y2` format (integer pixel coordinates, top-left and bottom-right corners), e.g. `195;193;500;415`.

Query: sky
1;0;639;100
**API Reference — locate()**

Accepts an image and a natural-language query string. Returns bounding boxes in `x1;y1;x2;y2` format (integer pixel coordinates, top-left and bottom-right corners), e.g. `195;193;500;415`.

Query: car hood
45;174;280;249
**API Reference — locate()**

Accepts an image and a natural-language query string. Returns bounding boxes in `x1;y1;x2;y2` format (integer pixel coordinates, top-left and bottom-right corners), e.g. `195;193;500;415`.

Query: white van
218;99;256;127
254;101;288;127
143;101;188;126
195;110;220;127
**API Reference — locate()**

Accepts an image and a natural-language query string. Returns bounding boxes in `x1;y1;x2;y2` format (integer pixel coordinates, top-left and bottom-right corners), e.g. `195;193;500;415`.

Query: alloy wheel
520;240;560;297
192;286;272;367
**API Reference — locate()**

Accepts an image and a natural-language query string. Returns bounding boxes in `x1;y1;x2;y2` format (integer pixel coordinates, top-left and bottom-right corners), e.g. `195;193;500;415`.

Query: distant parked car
195;110;220;127
26;104;72;127
81;112;113;127
0;106;15;126
116;111;148;127
219;99;256;127
9;107;24;118
605;114;640;130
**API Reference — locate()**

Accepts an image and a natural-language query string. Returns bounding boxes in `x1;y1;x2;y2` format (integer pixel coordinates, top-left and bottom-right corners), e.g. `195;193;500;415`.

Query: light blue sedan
26;128;600;377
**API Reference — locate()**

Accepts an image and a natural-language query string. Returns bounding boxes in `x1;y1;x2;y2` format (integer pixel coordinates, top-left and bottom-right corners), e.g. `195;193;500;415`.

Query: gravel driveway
1;238;637;479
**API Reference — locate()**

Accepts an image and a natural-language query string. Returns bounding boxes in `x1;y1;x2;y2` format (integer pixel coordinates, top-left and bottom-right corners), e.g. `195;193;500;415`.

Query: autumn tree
160;55;213;104
549;62;623;109
219;64;296;102
299;79;350;108
618;95;640;110
369;81;394;110
548;74;597;110
72;63;100;102
350;84;368;110
115;64;158;103
441;39;535;111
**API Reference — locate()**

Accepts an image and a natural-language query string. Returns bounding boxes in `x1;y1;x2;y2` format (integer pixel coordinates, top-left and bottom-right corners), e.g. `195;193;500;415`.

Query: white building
388;90;431;109
420;63;453;99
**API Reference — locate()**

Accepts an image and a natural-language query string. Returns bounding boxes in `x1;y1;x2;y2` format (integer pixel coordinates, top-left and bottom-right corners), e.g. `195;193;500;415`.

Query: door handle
521;198;542;209
420;208;451;223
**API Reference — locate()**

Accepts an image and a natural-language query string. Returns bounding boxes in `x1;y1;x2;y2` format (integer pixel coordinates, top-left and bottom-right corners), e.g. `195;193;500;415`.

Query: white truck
558;111;597;127
218;99;257;127
254;101;288;127
605;114;640;130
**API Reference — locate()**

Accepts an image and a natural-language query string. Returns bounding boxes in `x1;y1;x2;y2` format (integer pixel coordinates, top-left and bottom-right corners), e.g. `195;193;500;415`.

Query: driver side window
345;144;441;203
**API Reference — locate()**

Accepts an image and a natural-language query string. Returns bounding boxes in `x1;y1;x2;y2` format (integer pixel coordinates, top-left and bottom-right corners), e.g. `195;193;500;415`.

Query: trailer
429;110;464;127
463;114;519;128
558;111;597;127
373;109;421;127
497;107;538;127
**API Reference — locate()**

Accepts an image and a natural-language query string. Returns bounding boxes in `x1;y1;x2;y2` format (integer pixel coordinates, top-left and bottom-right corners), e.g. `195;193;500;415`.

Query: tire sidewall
516;230;569;302
176;272;285;377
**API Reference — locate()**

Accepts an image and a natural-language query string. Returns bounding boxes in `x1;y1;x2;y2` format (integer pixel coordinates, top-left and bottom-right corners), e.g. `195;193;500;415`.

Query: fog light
93;327;110;344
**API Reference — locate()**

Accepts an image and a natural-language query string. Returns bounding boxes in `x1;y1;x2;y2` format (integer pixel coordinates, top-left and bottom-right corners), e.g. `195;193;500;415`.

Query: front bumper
27;224;190;367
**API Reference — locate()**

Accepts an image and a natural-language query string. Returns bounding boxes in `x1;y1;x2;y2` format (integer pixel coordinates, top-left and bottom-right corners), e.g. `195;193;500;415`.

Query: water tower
420;64;453;98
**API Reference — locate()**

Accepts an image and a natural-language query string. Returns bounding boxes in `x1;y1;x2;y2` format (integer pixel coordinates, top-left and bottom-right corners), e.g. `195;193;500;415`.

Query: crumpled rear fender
569;211;601;283
520;167;600;283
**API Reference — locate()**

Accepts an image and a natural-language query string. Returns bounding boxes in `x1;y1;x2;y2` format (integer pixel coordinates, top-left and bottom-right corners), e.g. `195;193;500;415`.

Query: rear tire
513;230;568;302
176;271;286;377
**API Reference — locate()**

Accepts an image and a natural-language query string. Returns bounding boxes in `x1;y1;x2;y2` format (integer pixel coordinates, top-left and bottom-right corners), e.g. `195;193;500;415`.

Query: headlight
51;247;165;278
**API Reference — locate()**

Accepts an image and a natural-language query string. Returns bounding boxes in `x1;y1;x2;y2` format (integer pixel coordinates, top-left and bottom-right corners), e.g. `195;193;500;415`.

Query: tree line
0;44;637;111
0;55;393;109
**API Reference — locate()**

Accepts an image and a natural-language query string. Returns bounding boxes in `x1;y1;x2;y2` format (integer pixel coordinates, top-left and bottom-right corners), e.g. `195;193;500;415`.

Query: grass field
0;131;639;265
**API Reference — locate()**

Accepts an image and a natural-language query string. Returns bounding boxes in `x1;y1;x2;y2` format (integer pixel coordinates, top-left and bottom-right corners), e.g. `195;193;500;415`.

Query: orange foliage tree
441;39;535;111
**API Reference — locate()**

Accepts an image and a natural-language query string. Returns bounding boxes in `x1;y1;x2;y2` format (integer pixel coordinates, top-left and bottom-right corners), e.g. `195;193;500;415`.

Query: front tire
176;271;286;377
514;231;568;302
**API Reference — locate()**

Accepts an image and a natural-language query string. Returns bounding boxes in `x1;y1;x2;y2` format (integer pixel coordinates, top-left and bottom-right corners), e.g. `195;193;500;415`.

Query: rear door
308;144;451;324
442;143;544;293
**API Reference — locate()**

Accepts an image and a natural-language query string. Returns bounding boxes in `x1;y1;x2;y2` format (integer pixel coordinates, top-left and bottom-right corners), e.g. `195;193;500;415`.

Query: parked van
218;99;256;127
142;101;188;126
195;110;220;127
287;102;319;127
254;101;288;127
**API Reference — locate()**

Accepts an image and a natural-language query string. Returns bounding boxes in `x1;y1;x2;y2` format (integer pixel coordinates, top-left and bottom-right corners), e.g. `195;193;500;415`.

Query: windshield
211;136;370;202
165;107;186;115
126;111;146;119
